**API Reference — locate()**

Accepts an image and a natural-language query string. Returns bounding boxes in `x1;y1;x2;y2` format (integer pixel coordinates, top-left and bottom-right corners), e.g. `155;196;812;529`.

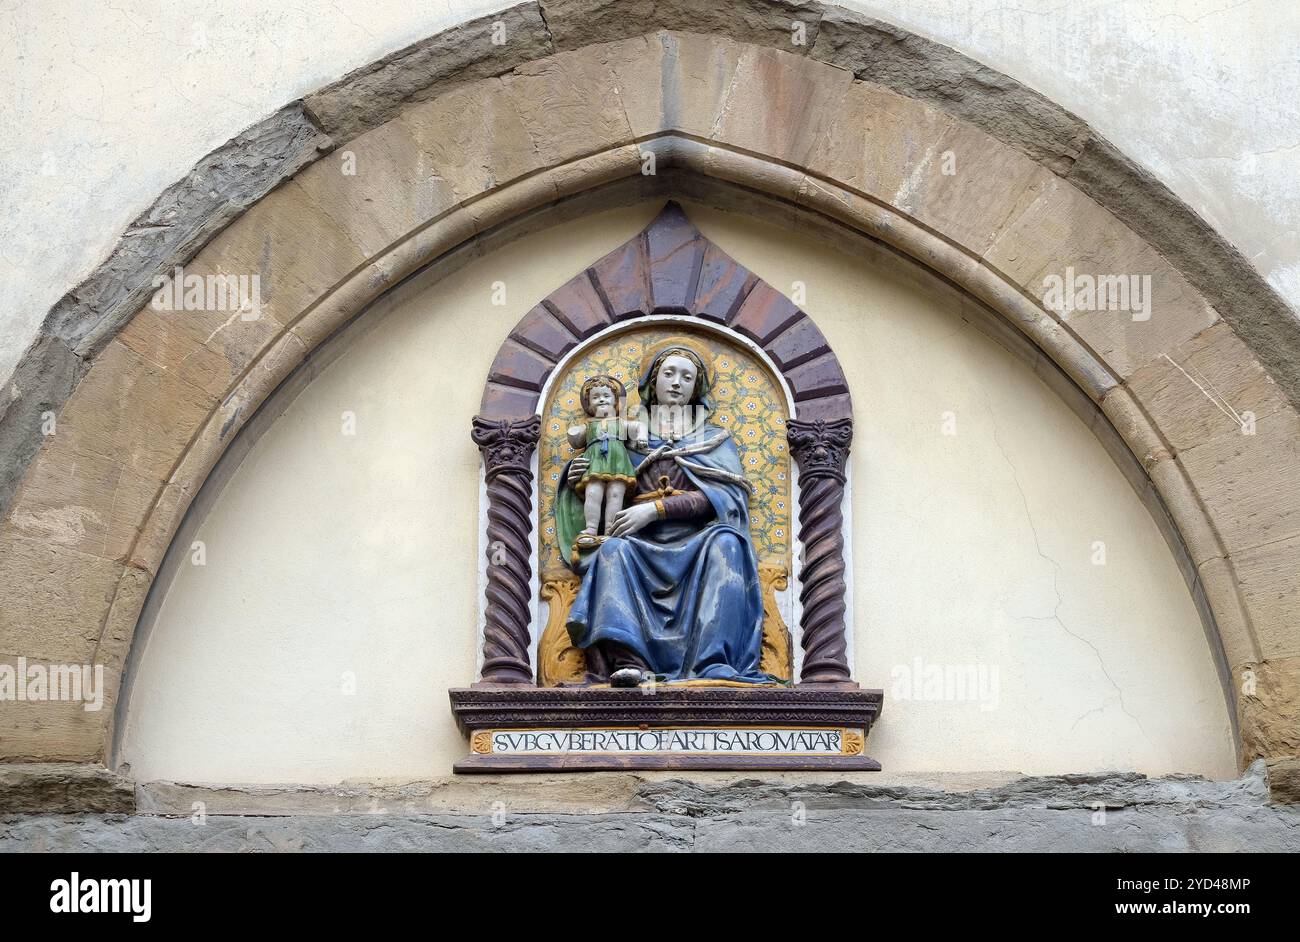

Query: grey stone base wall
4;764;1297;852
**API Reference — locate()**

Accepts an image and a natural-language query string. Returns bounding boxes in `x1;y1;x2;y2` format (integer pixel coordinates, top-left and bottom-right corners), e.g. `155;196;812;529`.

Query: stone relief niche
452;203;882;771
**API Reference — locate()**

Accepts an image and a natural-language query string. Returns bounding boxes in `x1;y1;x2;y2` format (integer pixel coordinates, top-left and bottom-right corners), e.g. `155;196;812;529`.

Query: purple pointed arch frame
471;202;855;686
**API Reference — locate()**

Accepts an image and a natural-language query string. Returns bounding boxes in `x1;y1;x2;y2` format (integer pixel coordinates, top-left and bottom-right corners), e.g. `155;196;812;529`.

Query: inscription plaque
475;727;865;757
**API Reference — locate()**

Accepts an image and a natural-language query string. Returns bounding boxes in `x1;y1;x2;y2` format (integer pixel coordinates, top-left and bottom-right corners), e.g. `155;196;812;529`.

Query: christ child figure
567;374;646;542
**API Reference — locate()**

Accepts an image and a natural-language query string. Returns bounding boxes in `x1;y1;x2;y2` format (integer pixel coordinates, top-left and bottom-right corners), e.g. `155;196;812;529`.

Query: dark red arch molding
472;202;854;685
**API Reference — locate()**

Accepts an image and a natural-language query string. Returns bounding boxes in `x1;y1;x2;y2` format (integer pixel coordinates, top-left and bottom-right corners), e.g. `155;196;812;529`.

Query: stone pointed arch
472;202;853;685
0;4;1292;799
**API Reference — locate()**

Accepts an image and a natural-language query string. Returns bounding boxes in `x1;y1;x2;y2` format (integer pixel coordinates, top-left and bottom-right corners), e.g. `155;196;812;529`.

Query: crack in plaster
983;391;1150;741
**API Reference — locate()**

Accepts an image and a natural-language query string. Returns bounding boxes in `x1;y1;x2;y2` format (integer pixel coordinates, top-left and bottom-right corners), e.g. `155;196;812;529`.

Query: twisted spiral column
471;415;541;684
788;417;854;684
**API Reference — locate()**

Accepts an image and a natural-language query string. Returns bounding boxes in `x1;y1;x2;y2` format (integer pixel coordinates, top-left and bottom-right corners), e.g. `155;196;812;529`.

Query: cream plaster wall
117;203;1236;783
2;0;1297;391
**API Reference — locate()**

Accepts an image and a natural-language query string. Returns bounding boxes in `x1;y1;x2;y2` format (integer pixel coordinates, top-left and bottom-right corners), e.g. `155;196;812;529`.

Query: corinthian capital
787;417;853;484
471;415;541;480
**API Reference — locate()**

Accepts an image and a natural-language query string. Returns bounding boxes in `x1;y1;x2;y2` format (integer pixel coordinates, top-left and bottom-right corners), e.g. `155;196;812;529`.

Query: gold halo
639;335;715;382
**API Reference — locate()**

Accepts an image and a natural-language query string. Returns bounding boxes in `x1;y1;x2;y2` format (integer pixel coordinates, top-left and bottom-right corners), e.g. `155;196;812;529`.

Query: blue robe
561;422;771;683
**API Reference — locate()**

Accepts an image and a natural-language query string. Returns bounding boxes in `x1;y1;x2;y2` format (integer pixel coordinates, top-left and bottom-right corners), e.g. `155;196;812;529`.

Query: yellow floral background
538;326;791;573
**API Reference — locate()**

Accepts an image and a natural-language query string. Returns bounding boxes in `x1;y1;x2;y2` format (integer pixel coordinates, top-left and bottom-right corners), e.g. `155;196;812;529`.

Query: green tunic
577;418;637;493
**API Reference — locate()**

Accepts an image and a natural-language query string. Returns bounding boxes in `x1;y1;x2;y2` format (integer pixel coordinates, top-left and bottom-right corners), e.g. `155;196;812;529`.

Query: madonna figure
554;340;773;687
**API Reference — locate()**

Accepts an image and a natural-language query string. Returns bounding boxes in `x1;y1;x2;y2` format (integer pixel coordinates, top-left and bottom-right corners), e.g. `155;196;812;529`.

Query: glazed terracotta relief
537;328;794;688
454;203;882;771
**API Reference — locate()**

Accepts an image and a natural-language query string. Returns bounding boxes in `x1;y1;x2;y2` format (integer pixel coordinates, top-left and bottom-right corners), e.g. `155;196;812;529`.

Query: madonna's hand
566;457;590;486
607;502;659;538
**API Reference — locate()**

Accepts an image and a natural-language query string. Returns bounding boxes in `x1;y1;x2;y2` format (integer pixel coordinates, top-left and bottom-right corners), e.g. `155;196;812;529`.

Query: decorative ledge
449;685;883;772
